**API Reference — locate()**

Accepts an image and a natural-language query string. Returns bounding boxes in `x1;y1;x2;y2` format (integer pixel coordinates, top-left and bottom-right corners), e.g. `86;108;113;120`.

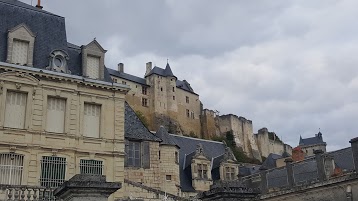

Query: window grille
83;103;101;138
80;159;103;175
0;153;24;185
142;87;147;95
186;96;189;103
40;156;66;188
4;91;27;129
126;141;141;167
142;98;148;107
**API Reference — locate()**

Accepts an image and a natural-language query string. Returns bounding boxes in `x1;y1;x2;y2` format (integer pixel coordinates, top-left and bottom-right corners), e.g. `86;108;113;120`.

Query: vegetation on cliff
212;131;261;164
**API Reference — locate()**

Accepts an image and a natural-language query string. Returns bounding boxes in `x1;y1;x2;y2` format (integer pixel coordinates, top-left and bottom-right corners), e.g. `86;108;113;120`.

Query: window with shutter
12;40;29;65
4;91;27;129
87;56;100;79
83;103;101;138
142;141;150;169
46;97;66;133
0;153;24;185
125;141;142;167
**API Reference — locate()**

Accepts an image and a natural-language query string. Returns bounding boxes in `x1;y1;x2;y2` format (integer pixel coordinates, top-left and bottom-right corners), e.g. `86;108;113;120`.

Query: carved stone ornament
46;50;71;74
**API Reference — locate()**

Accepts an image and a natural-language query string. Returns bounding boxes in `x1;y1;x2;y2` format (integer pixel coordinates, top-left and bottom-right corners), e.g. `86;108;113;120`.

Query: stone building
0;0;129;200
255;128;292;158
122;104;240;200
108;62;202;137
298;131;327;156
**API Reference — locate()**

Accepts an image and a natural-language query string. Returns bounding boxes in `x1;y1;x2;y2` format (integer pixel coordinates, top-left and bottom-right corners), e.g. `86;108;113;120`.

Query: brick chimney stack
349;137;358;171
35;0;43;9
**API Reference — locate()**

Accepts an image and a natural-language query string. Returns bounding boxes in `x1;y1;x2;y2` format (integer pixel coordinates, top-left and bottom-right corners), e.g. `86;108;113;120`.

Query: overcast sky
22;0;358;151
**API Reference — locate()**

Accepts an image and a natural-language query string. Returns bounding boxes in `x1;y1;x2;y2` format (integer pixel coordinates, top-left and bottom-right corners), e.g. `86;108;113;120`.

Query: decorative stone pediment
83;39;107;53
223;147;237;163
193;143;210;160
8;23;36;38
0;71;39;85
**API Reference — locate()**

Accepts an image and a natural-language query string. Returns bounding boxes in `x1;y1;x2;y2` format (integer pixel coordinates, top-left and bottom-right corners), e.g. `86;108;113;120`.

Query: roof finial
167;58;169;64
94;37;96;41
36;0;43;9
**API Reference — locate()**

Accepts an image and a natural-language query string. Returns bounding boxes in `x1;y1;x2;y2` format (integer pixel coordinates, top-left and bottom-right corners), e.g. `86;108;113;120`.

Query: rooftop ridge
0;0;63;18
170;134;224;144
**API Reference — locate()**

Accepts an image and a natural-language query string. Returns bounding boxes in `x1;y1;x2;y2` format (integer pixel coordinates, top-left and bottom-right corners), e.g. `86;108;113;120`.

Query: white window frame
0;153;24;185
197;164;208;179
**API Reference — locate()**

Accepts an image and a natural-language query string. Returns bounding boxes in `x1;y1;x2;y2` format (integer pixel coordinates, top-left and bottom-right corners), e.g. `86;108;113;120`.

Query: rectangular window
173;96;175;100
186;96;189;103
12;39;29;65
175;151;179;164
198;164;208;179
40;156;66;188
142;87;147;95
225;167;236;180
87;56;100;79
83;103;101;138
166;175;172;181
80;159;103;175
4;91;27;129
186;109;190;118
0;153;24;185
122;81;127;85
126;141;141;167
191;112;195;119
46;97;66;133
172;87;175;92
142;98;148;107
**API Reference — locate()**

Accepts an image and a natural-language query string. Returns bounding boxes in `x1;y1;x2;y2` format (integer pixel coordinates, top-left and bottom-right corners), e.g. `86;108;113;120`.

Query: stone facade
110;63;201;137
0;62;128;200
255;128;292;158
217;115;261;161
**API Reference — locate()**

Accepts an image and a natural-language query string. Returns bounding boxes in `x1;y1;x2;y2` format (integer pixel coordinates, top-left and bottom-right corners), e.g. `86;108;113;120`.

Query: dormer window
47;50;70;73
7;24;35;66
81;40;107;80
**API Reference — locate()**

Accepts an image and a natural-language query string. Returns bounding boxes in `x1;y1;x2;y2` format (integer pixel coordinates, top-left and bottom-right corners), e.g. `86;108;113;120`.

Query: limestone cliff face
254;128;293;158
216;114;262;162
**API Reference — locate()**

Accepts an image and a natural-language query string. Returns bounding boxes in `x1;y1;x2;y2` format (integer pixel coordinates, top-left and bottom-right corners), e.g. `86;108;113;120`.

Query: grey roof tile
261;153;282;169
108;68;148;86
299;132;326;146
154;126;179;147
176;80;198;95
125;102;161;142
171;135;226;192
329;147;354;172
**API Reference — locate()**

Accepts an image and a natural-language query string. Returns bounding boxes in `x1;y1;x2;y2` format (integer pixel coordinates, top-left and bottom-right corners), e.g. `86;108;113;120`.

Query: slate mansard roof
299;132;326;146
124;102;161;142
171;135;227;192
0;0;112;82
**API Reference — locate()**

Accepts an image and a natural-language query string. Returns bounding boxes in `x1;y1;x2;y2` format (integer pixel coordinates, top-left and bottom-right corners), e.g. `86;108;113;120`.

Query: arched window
0;153;24;185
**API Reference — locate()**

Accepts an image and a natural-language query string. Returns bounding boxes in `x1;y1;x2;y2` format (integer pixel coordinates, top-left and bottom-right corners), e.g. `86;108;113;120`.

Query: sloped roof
171;135;226;192
299;132;326;146
145;63;177;78
164;63;175;77
176;80;198;95
107;68;148;86
0;0;112;83
261;153;282;169
154;126;179;147
0;0;68;69
124;102;161;142
330;147;354;172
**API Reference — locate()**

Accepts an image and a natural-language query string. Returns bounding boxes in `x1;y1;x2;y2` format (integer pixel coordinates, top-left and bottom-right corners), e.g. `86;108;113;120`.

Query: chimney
349;137;358;171
36;0;43;9
118;63;124;73
145;62;152;76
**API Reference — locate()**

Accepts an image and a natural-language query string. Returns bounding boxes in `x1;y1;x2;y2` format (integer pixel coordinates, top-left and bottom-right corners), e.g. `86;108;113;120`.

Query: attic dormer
6;23;36;66
81;40;107;80
190;143;213;191
218;148;239;181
